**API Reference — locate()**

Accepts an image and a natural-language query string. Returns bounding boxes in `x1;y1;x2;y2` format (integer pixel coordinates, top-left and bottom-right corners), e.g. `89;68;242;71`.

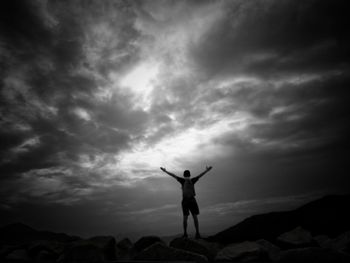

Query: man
160;166;213;239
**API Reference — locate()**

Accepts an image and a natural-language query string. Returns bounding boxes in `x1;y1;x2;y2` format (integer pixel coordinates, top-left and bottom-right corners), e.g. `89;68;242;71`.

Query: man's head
184;170;191;177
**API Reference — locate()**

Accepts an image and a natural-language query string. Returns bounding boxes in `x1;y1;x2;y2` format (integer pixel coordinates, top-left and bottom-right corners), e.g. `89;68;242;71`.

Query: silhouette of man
160;166;213;239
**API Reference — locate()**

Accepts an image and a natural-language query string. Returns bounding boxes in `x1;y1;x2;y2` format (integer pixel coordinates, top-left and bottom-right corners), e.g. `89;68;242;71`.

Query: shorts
182;197;199;216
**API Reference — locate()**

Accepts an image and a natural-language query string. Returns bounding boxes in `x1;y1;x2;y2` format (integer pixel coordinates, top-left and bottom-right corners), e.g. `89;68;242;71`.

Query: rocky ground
1;195;349;262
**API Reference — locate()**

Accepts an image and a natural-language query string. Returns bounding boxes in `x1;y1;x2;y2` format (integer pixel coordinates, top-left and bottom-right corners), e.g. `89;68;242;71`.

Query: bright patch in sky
11;136;40;154
73;107;91;121
120;61;160;110
114;114;252;180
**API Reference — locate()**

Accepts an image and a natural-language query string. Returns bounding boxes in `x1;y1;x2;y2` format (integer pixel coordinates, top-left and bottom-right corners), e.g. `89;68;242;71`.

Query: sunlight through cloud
113;115;252;181
120;61;160;111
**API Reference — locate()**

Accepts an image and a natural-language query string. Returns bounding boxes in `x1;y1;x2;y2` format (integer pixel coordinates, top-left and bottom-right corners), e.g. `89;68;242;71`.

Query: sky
0;0;349;240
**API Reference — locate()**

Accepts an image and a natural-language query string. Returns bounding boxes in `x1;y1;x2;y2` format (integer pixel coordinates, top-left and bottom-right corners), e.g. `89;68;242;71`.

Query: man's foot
195;233;201;239
182;233;188;238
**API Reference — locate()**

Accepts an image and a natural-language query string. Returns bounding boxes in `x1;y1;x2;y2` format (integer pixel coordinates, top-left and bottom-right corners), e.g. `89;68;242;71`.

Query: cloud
190;0;349;78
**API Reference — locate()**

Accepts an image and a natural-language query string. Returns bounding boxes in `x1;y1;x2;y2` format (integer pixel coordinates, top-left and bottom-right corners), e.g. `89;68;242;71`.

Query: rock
331;231;350;254
117;237;133;250
215;241;268;262
277;247;350;263
134;242;208;262
195;238;222;260
28;240;64;260
314;231;350;254
256;239;281;261
58;243;104;263
59;236;117;262
116;238;133;260
36;249;57;261
0;245;16;259
314;235;333;248
133;235;165;252
6;248;30;261
277;226;314;248
170;237;218;260
87;235;117;260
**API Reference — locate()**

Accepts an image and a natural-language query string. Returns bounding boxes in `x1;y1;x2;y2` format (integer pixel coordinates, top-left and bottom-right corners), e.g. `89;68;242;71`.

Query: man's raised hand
206;166;212;171
160;167;166;172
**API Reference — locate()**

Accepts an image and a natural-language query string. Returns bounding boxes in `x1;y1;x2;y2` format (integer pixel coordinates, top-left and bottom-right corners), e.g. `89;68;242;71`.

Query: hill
208;194;350;245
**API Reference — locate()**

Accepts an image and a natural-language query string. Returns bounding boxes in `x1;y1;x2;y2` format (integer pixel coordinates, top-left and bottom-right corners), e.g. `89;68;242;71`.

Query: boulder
215;241;268;262
117;237;133;250
36;249;57;261
28;240;64;260
5;248;30;261
195;238;222;259
133;235;165;252
314;235;333;249
58;243;104;263
134;241;208;262
277;247;350;263
256;239;281;261
314;231;350;254
87;235;117;260
0;245;17;259
116;238;133;259
277;226;314;248
170;237;218;260
331;231;350;254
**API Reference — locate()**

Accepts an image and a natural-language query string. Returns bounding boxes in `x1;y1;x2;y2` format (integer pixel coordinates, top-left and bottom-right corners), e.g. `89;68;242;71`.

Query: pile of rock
1;195;350;262
213;227;350;262
1;223;350;262
0;227;213;262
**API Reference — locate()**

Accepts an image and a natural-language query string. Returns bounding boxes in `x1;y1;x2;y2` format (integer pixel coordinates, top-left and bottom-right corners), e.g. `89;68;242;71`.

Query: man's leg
192;214;201;238
183;215;188;237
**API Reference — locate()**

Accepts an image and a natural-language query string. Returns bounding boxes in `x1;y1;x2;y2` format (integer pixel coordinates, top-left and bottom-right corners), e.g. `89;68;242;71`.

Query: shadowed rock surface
87;236;117;260
215;241;269;262
58;236;117;262
314;234;333;249
170;237;219;261
58;243;104;263
27;240;63;260
329;231;350;254
276;226;315;249
133;235;165;253
5;248;29;261
256;239;281;261
116;237;133;260
277;247;350;263
314;231;350;254
134;242;208;262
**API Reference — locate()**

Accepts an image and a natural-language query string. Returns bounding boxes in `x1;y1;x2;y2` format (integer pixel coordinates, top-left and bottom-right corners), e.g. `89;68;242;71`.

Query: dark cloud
191;0;350;78
206;72;350;160
0;0;54;49
0;0;143;172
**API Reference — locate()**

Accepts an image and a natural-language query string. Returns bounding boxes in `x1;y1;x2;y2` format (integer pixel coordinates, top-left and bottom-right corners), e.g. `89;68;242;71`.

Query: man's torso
177;177;199;199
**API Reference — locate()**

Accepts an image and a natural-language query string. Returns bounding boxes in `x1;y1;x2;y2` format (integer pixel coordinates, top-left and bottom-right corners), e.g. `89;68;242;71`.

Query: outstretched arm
194;166;213;180
160;167;180;180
